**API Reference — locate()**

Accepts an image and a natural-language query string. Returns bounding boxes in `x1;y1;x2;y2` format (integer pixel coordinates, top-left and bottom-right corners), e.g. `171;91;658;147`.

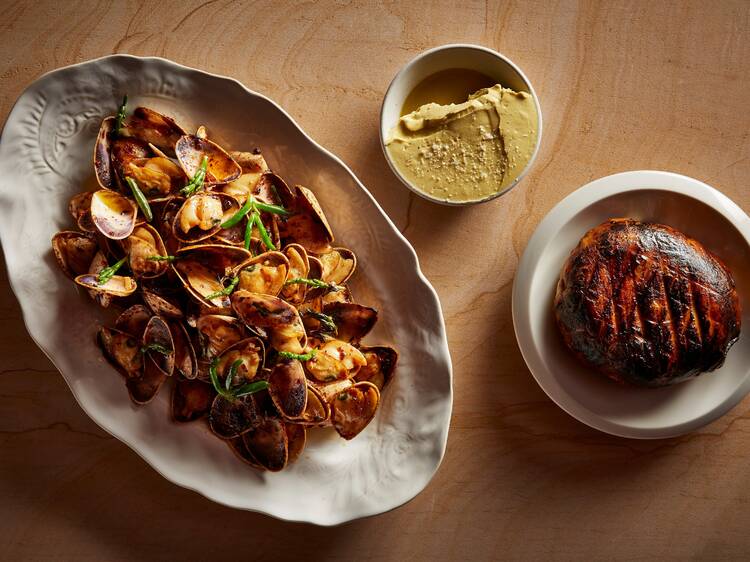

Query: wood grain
1;0;749;560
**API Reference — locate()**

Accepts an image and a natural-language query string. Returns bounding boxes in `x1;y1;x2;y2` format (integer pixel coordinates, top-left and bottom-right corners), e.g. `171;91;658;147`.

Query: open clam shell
209;394;261;439
354;346;398;391
242;416;288;472
214;337;265;383
127;354;168;405
230;290;300;329
228;436;266;470
142;315;175;376
280;244;309;303
90;189;138;240
114;304;152;338
285;423;306;464
173;192;240;244
260;172;295;207
312;377;353;403
231;290;306;353
195;314;246;359
319;247;357;285
304;283;354;314
176;260;229;307
68;191;96;232
172;377;214;422
111;137;151;187
175;134;241;185
290;384;330;426
169;320;197;380
322;301;377;343
158;196;185;255
300;309;336;339
121;107;186;155
97;326;143;379
268;359;307;419
125;156;186;199
52;231;99;280
202;337;267;434
229;150;268;174
147;143;170;159
75;272;137;298
82;251;112;308
212;221;245;247
321;284;353;306
305;339;367;382
330;381;380;440
142;289;183;319
279;185;333;254
94;117;115;189
307;255;323;282
232;251;289;297
123;223;169;279
222;150;269;203
173;243;251;307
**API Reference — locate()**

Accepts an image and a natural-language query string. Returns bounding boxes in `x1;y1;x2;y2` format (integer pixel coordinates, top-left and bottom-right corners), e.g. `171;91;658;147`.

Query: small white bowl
379;44;543;206
513;171;750;439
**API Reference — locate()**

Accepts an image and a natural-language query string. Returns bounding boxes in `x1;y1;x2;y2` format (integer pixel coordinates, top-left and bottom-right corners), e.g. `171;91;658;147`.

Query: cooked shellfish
176;134;241;185
305;339;367;382
123;224;169;278
233;252;289;297
50;97;397;473
90;189;138;240
121;106;186;154
172;377;214;422
331;381;380;440
174;192;239;244
52;231;99;279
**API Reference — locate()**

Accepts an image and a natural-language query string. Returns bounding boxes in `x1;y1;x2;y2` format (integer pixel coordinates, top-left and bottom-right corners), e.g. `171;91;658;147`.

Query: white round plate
513;171;750;439
0;55;453;525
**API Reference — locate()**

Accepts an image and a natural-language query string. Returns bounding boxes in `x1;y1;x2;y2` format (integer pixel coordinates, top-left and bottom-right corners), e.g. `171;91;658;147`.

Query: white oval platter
0;55;453;525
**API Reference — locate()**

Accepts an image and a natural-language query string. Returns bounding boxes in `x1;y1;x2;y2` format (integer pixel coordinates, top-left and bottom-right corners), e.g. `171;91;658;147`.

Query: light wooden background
1;1;749;560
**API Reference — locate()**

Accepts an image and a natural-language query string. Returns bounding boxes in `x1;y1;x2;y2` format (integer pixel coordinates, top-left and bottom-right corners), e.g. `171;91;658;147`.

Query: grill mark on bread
630;267;645;336
610;279;619;335
603;263;618;336
658;251;679;367
553;218;741;386
688;278;704;347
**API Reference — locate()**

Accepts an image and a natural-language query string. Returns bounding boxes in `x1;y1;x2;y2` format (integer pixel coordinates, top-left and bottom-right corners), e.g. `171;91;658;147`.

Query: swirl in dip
385;84;538;203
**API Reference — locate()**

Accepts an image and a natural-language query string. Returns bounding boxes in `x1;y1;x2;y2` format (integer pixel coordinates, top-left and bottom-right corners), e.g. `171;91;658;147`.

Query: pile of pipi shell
51;100;397;472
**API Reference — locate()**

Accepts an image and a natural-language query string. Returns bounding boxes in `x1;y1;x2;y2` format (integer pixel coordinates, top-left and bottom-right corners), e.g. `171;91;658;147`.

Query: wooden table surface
1;1;749;560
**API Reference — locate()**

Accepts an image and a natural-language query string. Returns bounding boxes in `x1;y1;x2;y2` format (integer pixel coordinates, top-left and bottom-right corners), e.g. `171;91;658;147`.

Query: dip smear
400;68;497;115
386;84;538;203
